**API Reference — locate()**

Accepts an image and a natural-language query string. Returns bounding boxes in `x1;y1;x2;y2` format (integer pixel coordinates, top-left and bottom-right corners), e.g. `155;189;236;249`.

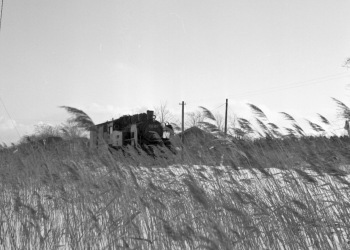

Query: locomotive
90;110;174;149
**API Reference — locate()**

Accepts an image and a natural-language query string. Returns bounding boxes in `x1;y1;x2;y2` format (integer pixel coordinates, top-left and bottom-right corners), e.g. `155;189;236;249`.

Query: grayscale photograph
0;1;350;249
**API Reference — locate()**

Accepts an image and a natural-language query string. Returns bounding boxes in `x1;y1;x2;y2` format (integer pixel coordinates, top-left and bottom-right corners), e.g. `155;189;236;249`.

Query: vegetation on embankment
1;100;350;249
1;132;350;249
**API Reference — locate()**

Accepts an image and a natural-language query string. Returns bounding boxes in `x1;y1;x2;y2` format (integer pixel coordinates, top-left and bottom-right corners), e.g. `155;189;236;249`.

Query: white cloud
0;116;34;144
36;121;54;127
0;116;16;130
81;103;156;125
86;103;119;114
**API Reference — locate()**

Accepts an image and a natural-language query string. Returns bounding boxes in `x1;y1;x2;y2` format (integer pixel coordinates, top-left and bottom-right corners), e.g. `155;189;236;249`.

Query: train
90;110;174;150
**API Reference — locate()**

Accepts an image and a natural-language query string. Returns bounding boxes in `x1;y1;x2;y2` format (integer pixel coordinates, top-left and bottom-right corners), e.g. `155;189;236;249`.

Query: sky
1;0;350;144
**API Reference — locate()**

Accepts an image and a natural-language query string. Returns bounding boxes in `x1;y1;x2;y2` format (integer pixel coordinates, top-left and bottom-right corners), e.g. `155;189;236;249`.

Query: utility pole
180;101;186;143
179;101;186;161
224;98;228;135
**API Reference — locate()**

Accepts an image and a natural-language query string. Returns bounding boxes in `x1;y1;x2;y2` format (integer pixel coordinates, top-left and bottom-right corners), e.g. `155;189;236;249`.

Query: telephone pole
224;98;228;135
180;101;186;143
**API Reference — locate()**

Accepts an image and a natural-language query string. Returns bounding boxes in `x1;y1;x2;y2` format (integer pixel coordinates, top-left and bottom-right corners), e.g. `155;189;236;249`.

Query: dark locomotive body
90;110;174;149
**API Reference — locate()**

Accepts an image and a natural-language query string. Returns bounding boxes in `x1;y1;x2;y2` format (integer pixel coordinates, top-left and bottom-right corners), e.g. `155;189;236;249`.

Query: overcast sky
1;0;350;144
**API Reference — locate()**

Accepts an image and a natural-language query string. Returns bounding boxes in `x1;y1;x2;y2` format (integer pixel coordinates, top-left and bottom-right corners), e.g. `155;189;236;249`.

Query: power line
210;103;225;112
0;0;7;141
0;95;21;139
0;0;4;35
230;73;350;99
184;72;350;104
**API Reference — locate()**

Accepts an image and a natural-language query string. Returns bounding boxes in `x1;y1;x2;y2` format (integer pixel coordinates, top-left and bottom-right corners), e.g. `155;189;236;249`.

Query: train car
90;110;174;149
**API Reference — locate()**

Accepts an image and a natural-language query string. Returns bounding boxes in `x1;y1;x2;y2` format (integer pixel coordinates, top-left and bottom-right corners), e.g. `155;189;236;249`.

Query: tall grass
1;104;350;249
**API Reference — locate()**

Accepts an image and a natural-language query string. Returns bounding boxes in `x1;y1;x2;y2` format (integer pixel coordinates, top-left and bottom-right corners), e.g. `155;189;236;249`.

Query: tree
186;111;205;128
17;123;61;145
154;101;174;123
33;123;61;139
214;112;225;132
227;113;239;135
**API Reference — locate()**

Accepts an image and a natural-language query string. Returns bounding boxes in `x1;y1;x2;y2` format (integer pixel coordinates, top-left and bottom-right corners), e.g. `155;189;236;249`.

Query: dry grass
1;127;350;249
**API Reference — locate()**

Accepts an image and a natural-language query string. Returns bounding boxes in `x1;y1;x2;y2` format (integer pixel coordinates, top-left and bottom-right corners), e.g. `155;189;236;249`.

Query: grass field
1;133;350;250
